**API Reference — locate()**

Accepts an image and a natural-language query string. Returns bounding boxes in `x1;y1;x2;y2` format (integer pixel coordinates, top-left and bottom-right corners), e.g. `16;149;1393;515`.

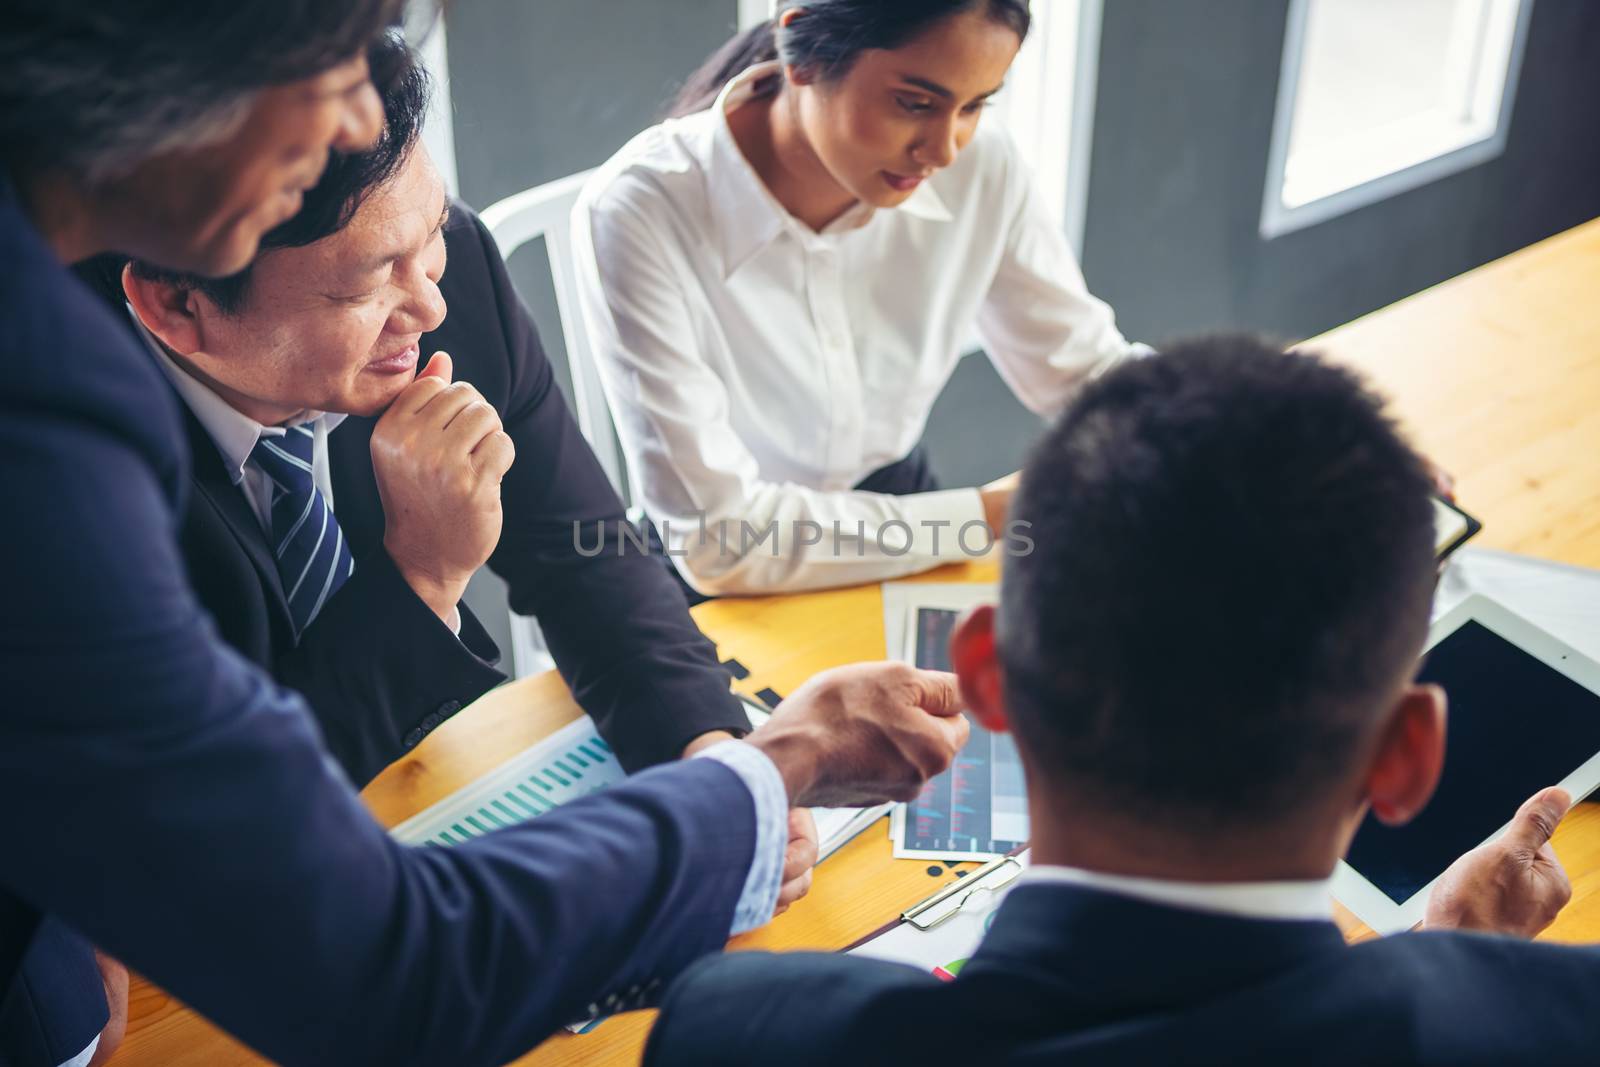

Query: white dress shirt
574;62;1146;595
1020;864;1335;923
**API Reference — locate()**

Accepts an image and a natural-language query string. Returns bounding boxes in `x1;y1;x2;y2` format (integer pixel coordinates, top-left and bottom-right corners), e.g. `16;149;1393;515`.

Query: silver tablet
1333;594;1600;933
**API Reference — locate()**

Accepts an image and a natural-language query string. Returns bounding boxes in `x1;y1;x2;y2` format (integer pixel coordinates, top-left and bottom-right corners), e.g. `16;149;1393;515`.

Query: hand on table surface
979;470;1020;538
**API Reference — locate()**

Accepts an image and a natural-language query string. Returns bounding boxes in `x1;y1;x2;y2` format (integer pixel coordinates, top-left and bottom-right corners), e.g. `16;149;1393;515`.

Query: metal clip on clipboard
901;855;1024;931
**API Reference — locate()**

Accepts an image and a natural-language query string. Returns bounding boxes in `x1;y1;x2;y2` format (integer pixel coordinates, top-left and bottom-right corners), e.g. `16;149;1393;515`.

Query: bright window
1262;0;1534;237
987;0;1095;251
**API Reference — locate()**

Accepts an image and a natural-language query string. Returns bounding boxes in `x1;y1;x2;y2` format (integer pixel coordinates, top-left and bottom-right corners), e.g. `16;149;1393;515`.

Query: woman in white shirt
574;0;1146;596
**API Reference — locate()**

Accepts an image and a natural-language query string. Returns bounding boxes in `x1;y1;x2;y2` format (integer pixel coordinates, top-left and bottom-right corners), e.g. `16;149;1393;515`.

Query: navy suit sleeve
645;950;938;1067
275;549;507;787
461;208;752;770
0;409;758;1067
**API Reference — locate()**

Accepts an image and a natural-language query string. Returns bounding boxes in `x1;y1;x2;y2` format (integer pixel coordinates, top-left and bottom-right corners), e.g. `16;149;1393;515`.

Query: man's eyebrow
352;203;450;273
898;75;1006;102
304;76;370;102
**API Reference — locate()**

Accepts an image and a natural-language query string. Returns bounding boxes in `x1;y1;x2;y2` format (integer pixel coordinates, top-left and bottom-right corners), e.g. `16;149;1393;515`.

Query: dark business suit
1;173;761;1066
646;882;1600;1066
146;202;750;786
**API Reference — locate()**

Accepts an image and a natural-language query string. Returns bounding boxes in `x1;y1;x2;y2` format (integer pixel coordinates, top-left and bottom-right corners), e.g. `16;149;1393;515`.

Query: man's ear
950;604;1010;734
121;263;205;357
1364;683;1447;827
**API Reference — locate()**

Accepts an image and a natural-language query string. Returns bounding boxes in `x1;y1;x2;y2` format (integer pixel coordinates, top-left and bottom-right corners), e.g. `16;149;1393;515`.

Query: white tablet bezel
1332;593;1600;933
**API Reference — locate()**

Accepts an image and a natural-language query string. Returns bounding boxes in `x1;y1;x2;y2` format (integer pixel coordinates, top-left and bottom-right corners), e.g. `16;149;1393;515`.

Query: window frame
1259;0;1536;240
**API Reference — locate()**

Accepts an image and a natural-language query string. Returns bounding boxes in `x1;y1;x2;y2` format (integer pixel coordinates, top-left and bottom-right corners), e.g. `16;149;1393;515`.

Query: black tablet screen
1345;620;1600;904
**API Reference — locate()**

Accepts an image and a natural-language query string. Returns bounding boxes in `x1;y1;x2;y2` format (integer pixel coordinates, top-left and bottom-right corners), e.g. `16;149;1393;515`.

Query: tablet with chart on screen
890;603;1030;861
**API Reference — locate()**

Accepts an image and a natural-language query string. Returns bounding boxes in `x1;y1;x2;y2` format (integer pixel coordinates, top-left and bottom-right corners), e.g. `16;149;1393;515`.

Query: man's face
109;54;385;276
183;146;450;422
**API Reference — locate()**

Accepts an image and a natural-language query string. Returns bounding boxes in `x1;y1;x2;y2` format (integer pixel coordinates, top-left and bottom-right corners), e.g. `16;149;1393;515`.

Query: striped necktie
250;425;354;635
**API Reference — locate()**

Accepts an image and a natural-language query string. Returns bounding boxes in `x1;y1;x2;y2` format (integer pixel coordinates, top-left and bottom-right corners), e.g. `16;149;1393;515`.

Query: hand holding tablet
1334;595;1600;933
1423;785;1574;938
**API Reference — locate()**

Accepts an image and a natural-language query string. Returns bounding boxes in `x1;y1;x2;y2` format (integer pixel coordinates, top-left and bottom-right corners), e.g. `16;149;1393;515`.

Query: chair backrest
480;169;625;494
481;170;612;678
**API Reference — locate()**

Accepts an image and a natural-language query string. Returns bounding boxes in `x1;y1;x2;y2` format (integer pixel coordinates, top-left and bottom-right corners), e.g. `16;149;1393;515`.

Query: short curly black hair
120;31;430;314
998;335;1437;831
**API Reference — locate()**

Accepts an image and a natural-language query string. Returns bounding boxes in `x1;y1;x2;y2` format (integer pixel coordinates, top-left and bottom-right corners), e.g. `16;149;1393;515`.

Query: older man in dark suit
2;10;967;1067
98;36;759;789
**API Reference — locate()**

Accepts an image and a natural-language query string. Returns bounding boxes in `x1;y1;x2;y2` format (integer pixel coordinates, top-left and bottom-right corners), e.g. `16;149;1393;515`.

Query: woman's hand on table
980;470;1021;537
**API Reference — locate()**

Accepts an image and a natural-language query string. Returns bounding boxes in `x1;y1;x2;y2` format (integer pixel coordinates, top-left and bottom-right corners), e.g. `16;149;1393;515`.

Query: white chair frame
480;169;624;677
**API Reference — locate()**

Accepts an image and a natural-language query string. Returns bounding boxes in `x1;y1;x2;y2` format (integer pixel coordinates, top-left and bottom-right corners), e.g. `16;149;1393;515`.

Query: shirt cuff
895;488;988;558
59;1035;100;1067
692;739;788;934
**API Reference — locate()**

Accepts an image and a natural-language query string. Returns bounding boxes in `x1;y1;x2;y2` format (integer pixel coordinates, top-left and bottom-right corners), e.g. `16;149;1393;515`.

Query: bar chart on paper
892;608;1030;860
389;717;624;846
390;703;890;860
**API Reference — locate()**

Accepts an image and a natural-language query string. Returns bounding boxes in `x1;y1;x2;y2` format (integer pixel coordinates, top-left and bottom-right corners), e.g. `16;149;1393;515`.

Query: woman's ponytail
666;20;781;119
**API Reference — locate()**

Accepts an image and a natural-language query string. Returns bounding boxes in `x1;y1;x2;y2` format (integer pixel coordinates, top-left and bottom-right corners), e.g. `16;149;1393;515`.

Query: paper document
390;717;621;845
391;702;887;861
850;850;1031;979
1434;548;1600;660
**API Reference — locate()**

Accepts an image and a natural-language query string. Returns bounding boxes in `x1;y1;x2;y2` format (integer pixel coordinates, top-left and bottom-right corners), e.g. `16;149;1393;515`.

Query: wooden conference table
109;218;1600;1065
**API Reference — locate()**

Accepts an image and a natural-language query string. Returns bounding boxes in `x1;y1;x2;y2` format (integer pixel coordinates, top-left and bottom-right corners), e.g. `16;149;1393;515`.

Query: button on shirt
574;62;1147;595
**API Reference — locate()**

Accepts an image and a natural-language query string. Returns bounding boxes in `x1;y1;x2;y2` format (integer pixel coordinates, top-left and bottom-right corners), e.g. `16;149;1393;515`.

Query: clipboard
843;846;1031;977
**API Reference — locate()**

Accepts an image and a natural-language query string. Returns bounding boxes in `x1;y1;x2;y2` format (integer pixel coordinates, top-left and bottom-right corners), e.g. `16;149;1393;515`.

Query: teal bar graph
389;718;624;847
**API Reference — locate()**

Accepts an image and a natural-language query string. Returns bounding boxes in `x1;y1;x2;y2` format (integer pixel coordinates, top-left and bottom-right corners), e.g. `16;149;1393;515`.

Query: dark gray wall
446;0;738;657
1082;0;1600;346
447;0;737;208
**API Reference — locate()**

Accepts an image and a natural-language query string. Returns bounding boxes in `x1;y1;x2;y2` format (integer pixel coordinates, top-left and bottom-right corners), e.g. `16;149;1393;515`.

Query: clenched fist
747;662;970;809
371;352;515;625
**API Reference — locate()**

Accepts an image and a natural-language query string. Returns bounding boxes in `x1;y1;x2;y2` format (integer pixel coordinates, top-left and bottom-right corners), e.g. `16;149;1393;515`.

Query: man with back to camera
0;5;969;1066
645;335;1599;1066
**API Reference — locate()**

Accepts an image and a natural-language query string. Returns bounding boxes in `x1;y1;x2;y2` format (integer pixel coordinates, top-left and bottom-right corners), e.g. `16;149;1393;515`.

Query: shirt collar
707;61;952;279
128;306;345;483
1019;864;1335;924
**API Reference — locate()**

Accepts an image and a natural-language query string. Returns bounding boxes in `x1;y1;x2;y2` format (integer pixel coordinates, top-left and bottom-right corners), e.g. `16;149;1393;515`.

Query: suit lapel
178;406;296;636
328;415;385;555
